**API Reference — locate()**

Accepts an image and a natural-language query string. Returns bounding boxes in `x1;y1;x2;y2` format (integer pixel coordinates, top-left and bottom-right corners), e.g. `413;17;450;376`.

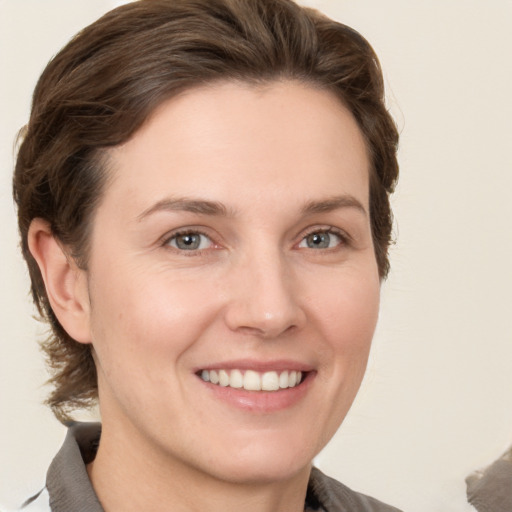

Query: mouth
198;369;305;391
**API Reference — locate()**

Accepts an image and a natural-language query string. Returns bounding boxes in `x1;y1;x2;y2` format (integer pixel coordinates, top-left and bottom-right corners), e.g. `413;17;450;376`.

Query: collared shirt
23;422;403;512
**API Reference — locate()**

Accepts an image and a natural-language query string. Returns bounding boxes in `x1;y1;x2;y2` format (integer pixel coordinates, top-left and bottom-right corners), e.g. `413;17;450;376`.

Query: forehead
101;80;370;218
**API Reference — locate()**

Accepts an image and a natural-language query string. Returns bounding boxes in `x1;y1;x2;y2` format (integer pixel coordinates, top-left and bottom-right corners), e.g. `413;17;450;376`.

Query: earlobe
27;218;92;344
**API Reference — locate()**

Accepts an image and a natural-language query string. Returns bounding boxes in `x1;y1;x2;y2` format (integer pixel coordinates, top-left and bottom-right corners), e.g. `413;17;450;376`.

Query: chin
195;434;317;485
213;457;312;486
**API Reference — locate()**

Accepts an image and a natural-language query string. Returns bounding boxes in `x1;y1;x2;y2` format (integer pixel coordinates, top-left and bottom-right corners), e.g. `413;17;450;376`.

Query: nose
223;249;306;339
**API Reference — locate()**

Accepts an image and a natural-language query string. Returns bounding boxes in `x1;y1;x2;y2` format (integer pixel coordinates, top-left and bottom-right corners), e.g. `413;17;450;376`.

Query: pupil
308;232;329;248
178;234;200;249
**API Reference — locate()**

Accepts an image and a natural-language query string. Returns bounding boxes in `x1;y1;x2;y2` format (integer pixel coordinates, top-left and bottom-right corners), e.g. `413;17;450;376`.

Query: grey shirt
466;447;512;512
25;422;403;512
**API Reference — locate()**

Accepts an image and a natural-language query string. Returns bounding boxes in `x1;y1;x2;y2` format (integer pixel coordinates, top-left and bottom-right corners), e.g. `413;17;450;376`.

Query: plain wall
1;1;511;510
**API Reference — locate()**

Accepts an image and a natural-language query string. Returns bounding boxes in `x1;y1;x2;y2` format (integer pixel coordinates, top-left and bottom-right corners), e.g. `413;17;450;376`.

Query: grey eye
169;232;212;251
299;231;342;249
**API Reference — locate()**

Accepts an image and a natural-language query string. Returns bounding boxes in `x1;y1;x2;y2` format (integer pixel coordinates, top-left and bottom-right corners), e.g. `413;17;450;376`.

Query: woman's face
82;81;380;482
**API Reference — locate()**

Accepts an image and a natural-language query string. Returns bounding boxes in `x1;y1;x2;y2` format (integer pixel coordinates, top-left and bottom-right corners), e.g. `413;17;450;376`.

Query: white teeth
230;369;243;388
244;370;261;391
200;369;304;391
261;371;279;391
209;370;219;384
218;370;229;387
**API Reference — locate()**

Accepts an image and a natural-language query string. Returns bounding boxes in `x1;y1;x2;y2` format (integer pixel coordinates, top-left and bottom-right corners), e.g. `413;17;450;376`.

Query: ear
28;218;92;344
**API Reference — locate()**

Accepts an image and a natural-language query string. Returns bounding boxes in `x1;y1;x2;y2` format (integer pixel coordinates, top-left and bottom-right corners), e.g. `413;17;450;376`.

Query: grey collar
46;422;104;512
45;422;400;512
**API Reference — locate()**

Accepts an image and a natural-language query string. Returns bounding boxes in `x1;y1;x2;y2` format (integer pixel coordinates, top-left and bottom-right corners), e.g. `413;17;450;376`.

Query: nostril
234;322;299;339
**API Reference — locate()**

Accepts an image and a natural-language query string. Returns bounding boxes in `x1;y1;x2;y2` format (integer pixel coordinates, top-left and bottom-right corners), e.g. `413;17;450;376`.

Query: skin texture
29;81;381;512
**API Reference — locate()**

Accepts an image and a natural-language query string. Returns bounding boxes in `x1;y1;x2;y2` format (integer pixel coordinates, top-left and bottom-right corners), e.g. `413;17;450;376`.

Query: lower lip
199;372;315;413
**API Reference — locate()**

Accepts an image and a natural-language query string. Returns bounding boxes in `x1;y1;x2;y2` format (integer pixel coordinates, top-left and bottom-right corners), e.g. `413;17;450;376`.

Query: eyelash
162;226;350;254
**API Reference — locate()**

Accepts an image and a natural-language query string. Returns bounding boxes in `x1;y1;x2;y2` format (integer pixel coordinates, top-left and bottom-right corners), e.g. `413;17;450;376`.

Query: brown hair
13;0;399;422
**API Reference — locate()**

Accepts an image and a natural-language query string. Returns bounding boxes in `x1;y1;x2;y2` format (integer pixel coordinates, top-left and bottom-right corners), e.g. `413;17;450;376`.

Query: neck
87;418;311;512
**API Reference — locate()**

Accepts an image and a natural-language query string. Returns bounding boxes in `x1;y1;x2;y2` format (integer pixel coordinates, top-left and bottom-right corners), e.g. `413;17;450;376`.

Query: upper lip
194;359;314;373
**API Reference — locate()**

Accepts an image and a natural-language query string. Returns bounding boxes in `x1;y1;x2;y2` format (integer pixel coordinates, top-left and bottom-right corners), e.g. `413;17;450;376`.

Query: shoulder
16;422;103;512
309;467;403;512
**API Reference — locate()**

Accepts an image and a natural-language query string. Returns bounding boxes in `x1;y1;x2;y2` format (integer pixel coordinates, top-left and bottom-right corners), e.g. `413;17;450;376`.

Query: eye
167;231;213;251
298;230;344;250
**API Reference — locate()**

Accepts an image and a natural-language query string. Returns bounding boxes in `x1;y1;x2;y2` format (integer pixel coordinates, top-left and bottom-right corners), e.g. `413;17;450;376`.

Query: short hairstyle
13;0;399;421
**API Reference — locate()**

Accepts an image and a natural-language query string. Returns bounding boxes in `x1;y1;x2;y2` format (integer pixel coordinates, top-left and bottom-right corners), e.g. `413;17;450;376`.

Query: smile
200;369;304;391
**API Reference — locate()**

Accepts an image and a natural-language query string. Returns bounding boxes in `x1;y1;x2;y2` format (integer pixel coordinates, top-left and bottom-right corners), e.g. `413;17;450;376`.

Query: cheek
311;268;380;352
88;263;223;373
302;267;380;450
307;264;380;412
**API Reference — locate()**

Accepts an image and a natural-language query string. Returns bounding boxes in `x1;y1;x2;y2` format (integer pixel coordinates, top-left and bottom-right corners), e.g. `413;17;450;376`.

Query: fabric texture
24;422;402;512
466;446;512;512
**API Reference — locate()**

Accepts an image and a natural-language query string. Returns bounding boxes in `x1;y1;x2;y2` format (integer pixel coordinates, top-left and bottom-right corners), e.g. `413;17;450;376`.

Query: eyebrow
137;194;367;222
301;195;368;216
137;197;231;221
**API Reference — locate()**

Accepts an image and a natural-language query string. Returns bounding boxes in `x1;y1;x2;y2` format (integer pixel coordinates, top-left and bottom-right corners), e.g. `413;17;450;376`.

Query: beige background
1;1;511;510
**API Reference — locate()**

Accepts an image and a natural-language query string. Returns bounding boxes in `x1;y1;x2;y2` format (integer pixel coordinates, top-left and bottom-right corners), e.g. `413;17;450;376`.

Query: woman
13;0;400;510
